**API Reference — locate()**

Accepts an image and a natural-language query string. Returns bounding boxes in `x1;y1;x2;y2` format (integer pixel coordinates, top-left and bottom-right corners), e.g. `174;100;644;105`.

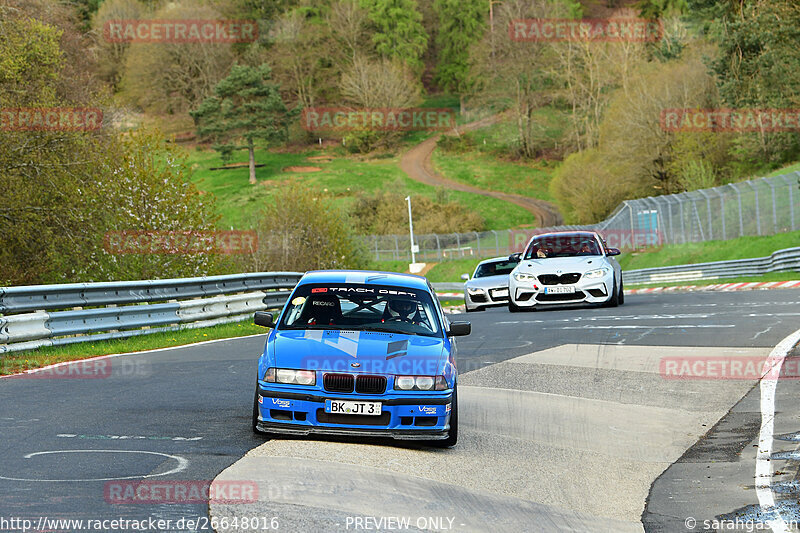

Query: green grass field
186;146;533;230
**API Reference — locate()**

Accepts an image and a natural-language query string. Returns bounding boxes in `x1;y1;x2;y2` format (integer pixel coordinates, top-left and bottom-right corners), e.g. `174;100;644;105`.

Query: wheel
508;299;522;313
618;279;625;305
428;385;458;448
605;278;619;307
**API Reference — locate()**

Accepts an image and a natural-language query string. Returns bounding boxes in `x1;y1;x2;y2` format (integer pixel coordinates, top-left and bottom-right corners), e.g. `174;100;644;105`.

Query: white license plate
544;286;576;294
325;399;382;416
492;289;509;298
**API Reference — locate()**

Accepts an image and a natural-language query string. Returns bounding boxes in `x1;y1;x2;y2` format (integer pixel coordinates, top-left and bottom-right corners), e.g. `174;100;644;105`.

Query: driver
384;298;420;324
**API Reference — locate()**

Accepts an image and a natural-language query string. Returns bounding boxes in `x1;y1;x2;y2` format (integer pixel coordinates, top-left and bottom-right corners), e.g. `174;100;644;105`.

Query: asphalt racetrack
2;289;800;532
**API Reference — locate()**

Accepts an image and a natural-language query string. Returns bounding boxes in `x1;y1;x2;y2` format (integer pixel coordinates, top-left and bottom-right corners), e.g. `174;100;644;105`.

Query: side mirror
447;321;471;337
254;311;275;328
606;248;621;256
460;273;470;281
509;252;522;262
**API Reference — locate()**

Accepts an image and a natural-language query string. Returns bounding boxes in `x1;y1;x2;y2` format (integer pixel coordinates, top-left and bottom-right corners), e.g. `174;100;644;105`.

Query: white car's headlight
584;268;609;279
265;368;316;386
513;272;537;282
466;287;485;295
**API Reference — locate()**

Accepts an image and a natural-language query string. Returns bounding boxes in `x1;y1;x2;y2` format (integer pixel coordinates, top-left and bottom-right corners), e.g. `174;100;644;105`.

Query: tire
508;299;522;313
605;278;619;307
618;279;625;305
428;385;458;448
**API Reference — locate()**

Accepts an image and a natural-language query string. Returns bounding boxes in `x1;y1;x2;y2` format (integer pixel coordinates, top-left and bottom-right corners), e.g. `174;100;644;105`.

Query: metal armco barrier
622;246;800;285
0;273;302;353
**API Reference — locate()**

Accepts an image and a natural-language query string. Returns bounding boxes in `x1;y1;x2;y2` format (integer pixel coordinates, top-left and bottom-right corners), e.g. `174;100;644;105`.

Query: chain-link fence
364;171;800;262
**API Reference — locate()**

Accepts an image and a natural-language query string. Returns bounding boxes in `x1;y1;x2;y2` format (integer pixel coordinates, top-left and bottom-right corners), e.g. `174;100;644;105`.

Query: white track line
756;327;800;532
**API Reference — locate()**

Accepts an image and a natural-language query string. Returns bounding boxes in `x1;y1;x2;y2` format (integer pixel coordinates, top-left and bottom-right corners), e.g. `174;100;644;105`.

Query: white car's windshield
524;235;603;259
474;260;518;278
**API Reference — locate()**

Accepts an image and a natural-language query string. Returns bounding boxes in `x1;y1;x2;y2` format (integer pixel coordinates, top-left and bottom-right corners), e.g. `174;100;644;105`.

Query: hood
271;329;446;376
517;256;604;274
465;274;510;290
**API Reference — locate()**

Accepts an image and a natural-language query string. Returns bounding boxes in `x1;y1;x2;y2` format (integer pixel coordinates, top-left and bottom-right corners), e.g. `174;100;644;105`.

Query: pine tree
360;0;428;71
191;64;295;185
433;0;488;113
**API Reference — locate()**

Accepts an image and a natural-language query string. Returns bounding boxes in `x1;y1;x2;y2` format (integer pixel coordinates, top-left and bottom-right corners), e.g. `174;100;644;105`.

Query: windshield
474;260;518;278
524;235;603;259
278;283;442;337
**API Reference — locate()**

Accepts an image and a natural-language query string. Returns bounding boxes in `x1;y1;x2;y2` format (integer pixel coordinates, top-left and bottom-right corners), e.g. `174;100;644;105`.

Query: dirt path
399;115;564;227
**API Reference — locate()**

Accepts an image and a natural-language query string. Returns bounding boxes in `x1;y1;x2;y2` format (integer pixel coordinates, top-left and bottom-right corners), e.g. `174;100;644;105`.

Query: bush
351;190;485;235
237;186;370;272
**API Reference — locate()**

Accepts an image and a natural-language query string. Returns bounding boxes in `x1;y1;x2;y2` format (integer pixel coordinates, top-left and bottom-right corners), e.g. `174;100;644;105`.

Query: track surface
398;116;564;227
1;289;799;532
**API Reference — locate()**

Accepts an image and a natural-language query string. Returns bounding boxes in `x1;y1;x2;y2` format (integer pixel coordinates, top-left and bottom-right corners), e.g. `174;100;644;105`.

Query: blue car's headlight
584;268;610;279
395;375;448;391
264;367;316;386
513;272;536;282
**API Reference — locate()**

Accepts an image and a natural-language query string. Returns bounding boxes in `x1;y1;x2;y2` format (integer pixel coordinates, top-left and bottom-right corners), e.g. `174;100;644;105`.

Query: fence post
766;179;778;234
474;232;481;256
749;181;762;235
434;234;442;261
454;233;461;257
729;183;744;237
492;230;499;255
394;235;400;261
698;189;713;241
717;188;726;241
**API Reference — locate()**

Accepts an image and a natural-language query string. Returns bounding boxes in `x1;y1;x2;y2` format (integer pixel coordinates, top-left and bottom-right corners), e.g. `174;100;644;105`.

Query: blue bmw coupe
252;270;470;447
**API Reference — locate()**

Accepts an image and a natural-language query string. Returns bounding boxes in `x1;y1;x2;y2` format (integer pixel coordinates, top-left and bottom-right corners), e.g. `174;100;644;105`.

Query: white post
406;196;416;264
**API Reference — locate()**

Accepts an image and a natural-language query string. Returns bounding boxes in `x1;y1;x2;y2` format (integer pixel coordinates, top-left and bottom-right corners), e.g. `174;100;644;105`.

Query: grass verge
0;320;265;375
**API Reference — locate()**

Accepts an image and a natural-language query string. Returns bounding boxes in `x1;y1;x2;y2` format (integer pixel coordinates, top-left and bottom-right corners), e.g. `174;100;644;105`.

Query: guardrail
0;273;302;354
622;246;800;285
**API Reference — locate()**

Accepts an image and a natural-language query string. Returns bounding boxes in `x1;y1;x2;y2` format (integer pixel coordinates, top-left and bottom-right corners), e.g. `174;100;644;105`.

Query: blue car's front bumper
255;385;453;440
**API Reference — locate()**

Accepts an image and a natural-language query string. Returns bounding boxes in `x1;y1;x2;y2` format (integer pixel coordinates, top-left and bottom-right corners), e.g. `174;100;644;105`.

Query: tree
338;55;421;152
360;0;428;71
0;4;223;285
711;0;800;164
470;0;580;158
191;64;295;185
119;0;235;116
91;0;144;89
238;186;369;272
433;0;488;113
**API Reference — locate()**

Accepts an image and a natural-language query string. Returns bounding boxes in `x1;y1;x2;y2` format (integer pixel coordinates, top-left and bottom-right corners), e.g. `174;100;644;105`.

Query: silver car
461;256;520;312
507;231;623;312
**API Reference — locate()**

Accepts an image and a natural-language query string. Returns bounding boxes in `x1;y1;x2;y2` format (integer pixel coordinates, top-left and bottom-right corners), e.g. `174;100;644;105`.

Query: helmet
388;298;417;319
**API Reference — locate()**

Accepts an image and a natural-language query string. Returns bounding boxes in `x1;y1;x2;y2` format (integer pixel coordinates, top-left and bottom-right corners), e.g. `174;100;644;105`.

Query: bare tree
340;55;421;108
